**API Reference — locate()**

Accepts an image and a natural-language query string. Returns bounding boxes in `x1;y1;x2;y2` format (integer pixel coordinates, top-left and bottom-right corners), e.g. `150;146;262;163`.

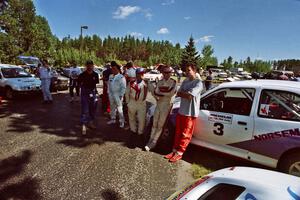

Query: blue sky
33;0;300;62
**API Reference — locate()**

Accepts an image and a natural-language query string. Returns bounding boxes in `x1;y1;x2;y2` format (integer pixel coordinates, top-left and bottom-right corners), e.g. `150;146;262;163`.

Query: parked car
0;64;41;99
50;69;69;92
147;80;300;176
144;70;163;82
167;167;300;200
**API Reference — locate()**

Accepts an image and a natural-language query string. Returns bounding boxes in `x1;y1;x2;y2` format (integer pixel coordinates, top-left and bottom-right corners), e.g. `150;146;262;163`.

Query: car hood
5;77;41;85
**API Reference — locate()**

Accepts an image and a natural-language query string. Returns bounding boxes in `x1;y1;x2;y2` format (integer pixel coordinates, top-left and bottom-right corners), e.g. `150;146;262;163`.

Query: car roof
0;64;22;69
217;80;300;90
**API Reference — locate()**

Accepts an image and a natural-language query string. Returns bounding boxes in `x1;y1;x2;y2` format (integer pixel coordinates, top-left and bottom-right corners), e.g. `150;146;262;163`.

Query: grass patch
191;164;212;179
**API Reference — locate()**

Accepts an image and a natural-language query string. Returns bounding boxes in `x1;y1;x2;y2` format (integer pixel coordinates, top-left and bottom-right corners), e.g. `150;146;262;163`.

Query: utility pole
80;25;88;64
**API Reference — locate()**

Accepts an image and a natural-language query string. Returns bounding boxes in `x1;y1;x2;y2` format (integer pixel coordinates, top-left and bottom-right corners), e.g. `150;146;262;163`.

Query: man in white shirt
38;59;53;104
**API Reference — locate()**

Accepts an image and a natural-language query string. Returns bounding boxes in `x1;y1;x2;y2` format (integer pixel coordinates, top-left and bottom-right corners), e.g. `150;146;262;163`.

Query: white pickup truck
0;64;41;99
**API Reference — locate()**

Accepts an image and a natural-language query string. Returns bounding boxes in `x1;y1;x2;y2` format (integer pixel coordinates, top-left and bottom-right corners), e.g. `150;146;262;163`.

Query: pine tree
180;36;200;69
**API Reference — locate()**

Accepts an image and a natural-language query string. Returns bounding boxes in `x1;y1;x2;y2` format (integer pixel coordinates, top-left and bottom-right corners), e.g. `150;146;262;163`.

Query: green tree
180;36;200;68
198;45;218;69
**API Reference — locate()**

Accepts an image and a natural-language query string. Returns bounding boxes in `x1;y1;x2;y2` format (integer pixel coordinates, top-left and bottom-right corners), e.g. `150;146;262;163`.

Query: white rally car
144;70;163;82
147;80;300;176
167;167;300;200
0;64;41;99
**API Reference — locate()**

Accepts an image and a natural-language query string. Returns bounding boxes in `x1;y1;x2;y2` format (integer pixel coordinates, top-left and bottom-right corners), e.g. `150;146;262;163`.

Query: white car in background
0;64;41;99
167;167;300;200
144;70;163;82
147;80;300;176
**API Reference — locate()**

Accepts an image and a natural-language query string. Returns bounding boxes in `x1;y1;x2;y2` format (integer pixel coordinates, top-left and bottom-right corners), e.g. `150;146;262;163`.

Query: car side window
200;88;255;116
198;183;246;200
258;90;300;122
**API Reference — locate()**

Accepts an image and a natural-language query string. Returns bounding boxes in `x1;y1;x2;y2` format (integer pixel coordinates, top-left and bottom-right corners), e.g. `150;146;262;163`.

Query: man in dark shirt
205;70;213;91
102;64;112;114
78;60;99;135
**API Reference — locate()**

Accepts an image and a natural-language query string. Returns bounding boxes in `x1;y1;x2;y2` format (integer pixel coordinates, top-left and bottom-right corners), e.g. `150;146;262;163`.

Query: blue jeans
80;87;98;125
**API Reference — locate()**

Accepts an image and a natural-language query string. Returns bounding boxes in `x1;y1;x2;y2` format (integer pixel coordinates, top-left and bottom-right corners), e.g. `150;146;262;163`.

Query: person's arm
95;73;99;84
125;84;130;104
159;79;177;98
177;91;193;100
184;80;203;99
119;76;127;98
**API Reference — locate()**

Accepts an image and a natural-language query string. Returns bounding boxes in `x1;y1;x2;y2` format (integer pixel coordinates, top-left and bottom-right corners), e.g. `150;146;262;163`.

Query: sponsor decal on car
254;128;300;141
208;113;233;124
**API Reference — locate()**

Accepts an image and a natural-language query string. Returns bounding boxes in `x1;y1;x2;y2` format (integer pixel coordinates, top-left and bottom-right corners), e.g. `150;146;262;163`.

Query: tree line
1;0;299;73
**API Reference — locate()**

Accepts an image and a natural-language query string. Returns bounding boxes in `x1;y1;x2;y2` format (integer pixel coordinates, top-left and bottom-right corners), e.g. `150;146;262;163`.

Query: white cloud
157;27;170;34
144;11;153;20
162;0;175;6
113;6;141;19
196;35;215;43
184;16;191;20
129;32;143;37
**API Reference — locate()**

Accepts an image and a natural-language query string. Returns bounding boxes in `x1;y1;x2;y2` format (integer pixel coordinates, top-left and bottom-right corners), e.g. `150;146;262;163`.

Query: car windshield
1;68;32;78
18;57;40;65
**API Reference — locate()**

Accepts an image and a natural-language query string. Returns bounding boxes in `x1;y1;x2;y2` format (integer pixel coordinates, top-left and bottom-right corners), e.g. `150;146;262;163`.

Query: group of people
82;60;203;162
38;59;203;163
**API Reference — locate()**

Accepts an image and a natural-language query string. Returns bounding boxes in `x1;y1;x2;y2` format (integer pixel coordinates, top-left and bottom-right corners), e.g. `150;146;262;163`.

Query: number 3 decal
213;123;224;136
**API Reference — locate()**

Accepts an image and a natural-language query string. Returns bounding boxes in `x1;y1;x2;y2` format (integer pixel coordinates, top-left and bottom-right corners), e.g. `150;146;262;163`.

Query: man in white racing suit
107;61;127;128
125;67;147;135
145;65;177;151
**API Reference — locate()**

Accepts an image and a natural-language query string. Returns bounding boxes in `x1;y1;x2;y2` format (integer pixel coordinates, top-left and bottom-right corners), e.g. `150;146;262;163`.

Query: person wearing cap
77;60;99;135
107;61;127;128
164;65;203;162
125;68;147;136
145;65;177;151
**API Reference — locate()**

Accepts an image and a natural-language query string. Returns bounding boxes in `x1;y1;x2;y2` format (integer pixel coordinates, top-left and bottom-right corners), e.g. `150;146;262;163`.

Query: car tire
279;152;300;177
5;87;14;99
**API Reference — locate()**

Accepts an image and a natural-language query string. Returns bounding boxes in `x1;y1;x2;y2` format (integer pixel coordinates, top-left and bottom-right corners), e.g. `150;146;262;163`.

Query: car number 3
213;123;224;136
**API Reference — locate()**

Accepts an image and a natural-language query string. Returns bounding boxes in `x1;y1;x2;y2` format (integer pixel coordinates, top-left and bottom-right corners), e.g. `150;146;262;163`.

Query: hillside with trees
1;0;299;73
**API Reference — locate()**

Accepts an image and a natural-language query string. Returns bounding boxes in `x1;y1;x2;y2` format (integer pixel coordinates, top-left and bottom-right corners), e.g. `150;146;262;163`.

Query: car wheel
5;87;14;99
279;152;300;177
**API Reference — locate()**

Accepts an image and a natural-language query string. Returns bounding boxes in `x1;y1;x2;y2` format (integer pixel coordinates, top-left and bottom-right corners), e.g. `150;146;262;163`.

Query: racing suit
146;78;177;149
108;73;126;124
125;79;147;134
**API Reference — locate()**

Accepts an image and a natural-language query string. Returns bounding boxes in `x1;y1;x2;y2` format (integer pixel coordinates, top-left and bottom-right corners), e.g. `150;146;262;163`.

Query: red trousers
173;114;196;154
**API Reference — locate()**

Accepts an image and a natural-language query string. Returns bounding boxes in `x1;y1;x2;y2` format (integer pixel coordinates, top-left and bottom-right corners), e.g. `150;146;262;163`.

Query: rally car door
193;88;255;155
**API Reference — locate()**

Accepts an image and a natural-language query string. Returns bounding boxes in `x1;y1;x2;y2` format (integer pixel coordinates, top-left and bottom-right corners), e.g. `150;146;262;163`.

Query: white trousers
148;102;172;145
41;79;52;101
128;101;146;134
109;95;124;123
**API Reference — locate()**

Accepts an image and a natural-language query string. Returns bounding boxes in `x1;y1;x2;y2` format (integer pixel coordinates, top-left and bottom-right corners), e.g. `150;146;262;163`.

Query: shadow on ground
0;150;41;200
0;92;267;173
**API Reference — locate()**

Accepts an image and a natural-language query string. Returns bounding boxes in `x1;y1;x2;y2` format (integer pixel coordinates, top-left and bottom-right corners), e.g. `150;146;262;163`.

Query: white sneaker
119;122;125;128
82;125;87;135
145;146;150;152
107;120;116;125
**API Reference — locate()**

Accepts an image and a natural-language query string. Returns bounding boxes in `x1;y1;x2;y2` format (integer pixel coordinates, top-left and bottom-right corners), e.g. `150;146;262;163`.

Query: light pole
80;25;88;63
